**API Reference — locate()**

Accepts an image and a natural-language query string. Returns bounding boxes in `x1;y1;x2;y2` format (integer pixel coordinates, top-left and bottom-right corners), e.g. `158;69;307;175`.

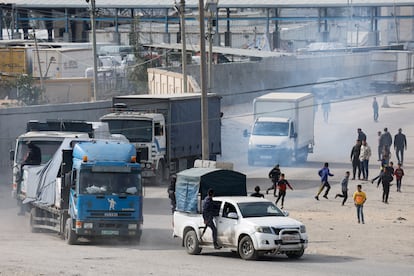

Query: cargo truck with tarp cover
21;138;143;244
100;93;222;185
10;120;93;204
10;120;125;208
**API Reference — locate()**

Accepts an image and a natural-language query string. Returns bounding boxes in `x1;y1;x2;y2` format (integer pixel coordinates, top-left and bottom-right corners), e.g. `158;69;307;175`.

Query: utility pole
179;0;188;93
198;0;209;160
86;0;98;101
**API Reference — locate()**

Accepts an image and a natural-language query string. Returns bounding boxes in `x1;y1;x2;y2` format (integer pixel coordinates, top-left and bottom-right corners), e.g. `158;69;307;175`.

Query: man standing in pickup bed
203;189;221;249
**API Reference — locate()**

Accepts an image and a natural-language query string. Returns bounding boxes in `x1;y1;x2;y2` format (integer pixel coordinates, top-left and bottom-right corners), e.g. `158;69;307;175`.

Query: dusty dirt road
1;93;414;275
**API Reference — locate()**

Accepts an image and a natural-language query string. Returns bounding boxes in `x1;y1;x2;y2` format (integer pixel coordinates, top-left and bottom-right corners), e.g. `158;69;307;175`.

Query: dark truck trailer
101;93;222;184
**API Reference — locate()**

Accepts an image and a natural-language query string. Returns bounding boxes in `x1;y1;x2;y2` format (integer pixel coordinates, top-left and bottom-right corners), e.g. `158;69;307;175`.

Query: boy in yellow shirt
353;184;367;224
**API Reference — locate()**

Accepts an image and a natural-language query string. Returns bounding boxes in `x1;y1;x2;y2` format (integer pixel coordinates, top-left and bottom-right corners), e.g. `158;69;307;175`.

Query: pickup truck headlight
83;222;93;229
255;226;272;234
300;225;306;233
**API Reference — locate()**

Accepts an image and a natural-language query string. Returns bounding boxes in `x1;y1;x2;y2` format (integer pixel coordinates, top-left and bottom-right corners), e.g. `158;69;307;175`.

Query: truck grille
88;211;134;219
137;146;148;161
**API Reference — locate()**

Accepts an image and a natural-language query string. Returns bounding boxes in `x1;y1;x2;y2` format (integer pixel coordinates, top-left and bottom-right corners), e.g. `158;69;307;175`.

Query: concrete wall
0;100;112;182
147;68;200;94
179;52;372;105
43;78;92;103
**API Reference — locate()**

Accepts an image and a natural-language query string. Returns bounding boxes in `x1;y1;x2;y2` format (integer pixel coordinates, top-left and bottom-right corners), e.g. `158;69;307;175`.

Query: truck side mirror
291;132;298;139
9;150;15;161
243;129;249;137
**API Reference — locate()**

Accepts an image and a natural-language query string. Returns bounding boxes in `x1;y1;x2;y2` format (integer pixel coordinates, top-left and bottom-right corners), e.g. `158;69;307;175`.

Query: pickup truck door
217;202;239;246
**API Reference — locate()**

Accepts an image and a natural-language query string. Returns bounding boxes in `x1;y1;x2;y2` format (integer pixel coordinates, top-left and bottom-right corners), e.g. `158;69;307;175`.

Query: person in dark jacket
380;127;392;151
380;163;394;204
394;128;407;165
167;175;177;214
357;128;367;142
202;189;221;249
266;164;281;196
23;142;41;165
251;186;265;198
350;139;361;180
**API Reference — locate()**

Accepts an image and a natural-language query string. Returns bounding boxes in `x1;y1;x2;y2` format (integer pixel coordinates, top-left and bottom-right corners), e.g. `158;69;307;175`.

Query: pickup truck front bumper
252;230;308;252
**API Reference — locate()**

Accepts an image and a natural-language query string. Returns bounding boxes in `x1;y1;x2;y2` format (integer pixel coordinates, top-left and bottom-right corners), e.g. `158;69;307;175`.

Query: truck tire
29;208;40;233
184;230;202;255
286;248;305;259
65;218;78;245
238;236;257;260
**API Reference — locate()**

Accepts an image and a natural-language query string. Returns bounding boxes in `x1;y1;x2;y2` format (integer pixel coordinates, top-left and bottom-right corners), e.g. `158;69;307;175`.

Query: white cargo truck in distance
244;92;315;166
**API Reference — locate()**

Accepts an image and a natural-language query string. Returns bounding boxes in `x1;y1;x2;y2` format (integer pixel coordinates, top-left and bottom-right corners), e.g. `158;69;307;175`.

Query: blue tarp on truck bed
175;168;247;213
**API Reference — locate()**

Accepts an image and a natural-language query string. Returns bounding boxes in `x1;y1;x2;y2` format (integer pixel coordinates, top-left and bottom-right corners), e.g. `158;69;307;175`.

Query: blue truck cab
64;140;143;244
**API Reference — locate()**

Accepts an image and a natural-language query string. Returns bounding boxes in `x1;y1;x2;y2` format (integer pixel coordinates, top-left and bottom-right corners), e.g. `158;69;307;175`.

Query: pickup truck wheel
286;248;304;259
238;236;257;260
65;218;78;245
184;230;202;255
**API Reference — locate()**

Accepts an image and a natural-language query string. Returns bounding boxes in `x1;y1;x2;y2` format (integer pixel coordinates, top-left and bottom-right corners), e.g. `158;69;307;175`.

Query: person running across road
266;164;281;196
274;173;294;209
315;162;334;200
353;184;367;224
335;171;350;206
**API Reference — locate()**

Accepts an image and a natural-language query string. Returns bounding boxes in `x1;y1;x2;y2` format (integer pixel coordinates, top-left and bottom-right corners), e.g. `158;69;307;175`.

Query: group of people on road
312;122;407;223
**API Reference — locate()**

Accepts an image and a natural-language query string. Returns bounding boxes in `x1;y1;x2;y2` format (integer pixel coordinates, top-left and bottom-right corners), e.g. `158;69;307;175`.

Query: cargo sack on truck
175;168;247;213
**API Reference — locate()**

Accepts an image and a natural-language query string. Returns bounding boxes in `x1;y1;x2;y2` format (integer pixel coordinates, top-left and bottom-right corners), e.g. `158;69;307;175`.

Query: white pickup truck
173;196;308;260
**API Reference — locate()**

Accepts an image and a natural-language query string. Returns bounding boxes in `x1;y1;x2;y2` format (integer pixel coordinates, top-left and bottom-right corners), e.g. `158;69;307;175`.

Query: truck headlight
128;224;137;230
83;222;93;229
300;225;306;233
255;226;272;234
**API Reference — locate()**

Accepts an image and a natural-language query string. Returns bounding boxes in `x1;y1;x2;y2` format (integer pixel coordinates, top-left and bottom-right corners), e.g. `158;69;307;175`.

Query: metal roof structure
2;0;414;9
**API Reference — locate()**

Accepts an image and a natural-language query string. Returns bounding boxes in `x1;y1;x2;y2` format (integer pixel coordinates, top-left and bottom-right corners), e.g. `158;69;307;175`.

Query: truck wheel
65;218;78;245
29;208;40;233
286;248;305;259
238;236;257;260
184;230;202;255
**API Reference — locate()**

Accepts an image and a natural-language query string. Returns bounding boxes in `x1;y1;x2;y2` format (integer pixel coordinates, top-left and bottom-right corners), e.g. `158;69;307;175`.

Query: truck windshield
16;140;62;165
237;202;285;218
79;171;142;196
105;120;152;142
252;121;289;136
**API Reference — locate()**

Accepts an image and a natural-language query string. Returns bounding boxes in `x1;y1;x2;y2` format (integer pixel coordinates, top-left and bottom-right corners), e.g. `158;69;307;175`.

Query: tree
15;75;44;105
